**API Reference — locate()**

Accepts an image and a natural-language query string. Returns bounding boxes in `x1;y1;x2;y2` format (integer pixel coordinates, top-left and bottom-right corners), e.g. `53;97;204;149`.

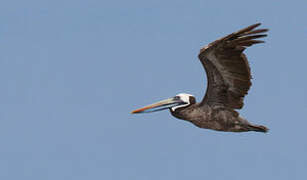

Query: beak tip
130;110;139;114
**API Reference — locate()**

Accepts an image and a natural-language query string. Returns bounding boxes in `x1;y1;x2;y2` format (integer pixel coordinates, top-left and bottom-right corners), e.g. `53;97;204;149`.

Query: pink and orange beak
131;96;184;114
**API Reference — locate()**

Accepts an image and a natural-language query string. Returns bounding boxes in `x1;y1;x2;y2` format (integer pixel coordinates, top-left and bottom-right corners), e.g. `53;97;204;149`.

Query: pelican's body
131;23;269;133
170;96;266;132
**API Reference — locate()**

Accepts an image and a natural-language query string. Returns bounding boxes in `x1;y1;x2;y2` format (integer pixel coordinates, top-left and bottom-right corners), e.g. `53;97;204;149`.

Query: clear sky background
0;0;306;179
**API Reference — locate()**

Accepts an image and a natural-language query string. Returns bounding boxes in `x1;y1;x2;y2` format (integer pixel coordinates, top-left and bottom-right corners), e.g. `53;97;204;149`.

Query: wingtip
254;22;261;26
237;23;263;35
246;23;262;30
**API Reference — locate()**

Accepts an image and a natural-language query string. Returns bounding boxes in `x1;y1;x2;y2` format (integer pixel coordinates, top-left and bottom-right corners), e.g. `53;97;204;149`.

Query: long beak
131;97;183;114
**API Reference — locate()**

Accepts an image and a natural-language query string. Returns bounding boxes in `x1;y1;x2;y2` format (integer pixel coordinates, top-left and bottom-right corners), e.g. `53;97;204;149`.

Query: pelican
131;23;269;133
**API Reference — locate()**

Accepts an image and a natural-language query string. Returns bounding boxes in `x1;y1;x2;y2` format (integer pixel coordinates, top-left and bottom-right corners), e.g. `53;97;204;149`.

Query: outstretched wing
198;23;268;109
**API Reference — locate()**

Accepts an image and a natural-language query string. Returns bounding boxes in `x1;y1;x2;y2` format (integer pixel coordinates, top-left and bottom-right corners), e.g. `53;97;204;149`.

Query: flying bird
131;23;269;133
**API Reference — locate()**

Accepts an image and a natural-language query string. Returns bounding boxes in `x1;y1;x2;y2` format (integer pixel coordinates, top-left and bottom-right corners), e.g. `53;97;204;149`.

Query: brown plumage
132;23;269;133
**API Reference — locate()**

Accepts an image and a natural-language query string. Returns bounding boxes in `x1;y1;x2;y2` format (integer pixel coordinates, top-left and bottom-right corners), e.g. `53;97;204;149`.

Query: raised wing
198;23;268;109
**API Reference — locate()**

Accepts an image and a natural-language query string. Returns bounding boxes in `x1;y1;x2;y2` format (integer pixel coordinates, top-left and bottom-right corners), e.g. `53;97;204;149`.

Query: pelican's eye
173;96;180;100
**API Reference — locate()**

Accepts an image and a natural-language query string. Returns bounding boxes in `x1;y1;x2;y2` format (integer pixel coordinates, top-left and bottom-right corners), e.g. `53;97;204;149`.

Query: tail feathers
248;124;269;133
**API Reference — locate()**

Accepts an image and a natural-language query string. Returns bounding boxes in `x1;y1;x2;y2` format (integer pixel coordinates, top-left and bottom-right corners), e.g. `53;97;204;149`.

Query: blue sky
0;0;306;179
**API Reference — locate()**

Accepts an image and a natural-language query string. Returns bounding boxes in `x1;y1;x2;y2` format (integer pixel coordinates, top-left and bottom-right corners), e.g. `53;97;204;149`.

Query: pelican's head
131;93;196;114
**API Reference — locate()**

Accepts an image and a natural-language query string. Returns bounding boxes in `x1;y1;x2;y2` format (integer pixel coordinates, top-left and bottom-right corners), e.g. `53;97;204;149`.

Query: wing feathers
198;23;268;109
235;23;261;35
232;34;267;44
237;40;265;47
243;29;268;35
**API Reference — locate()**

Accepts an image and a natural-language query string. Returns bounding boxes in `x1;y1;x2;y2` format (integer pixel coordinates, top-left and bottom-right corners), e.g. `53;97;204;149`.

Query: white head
171;93;195;111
